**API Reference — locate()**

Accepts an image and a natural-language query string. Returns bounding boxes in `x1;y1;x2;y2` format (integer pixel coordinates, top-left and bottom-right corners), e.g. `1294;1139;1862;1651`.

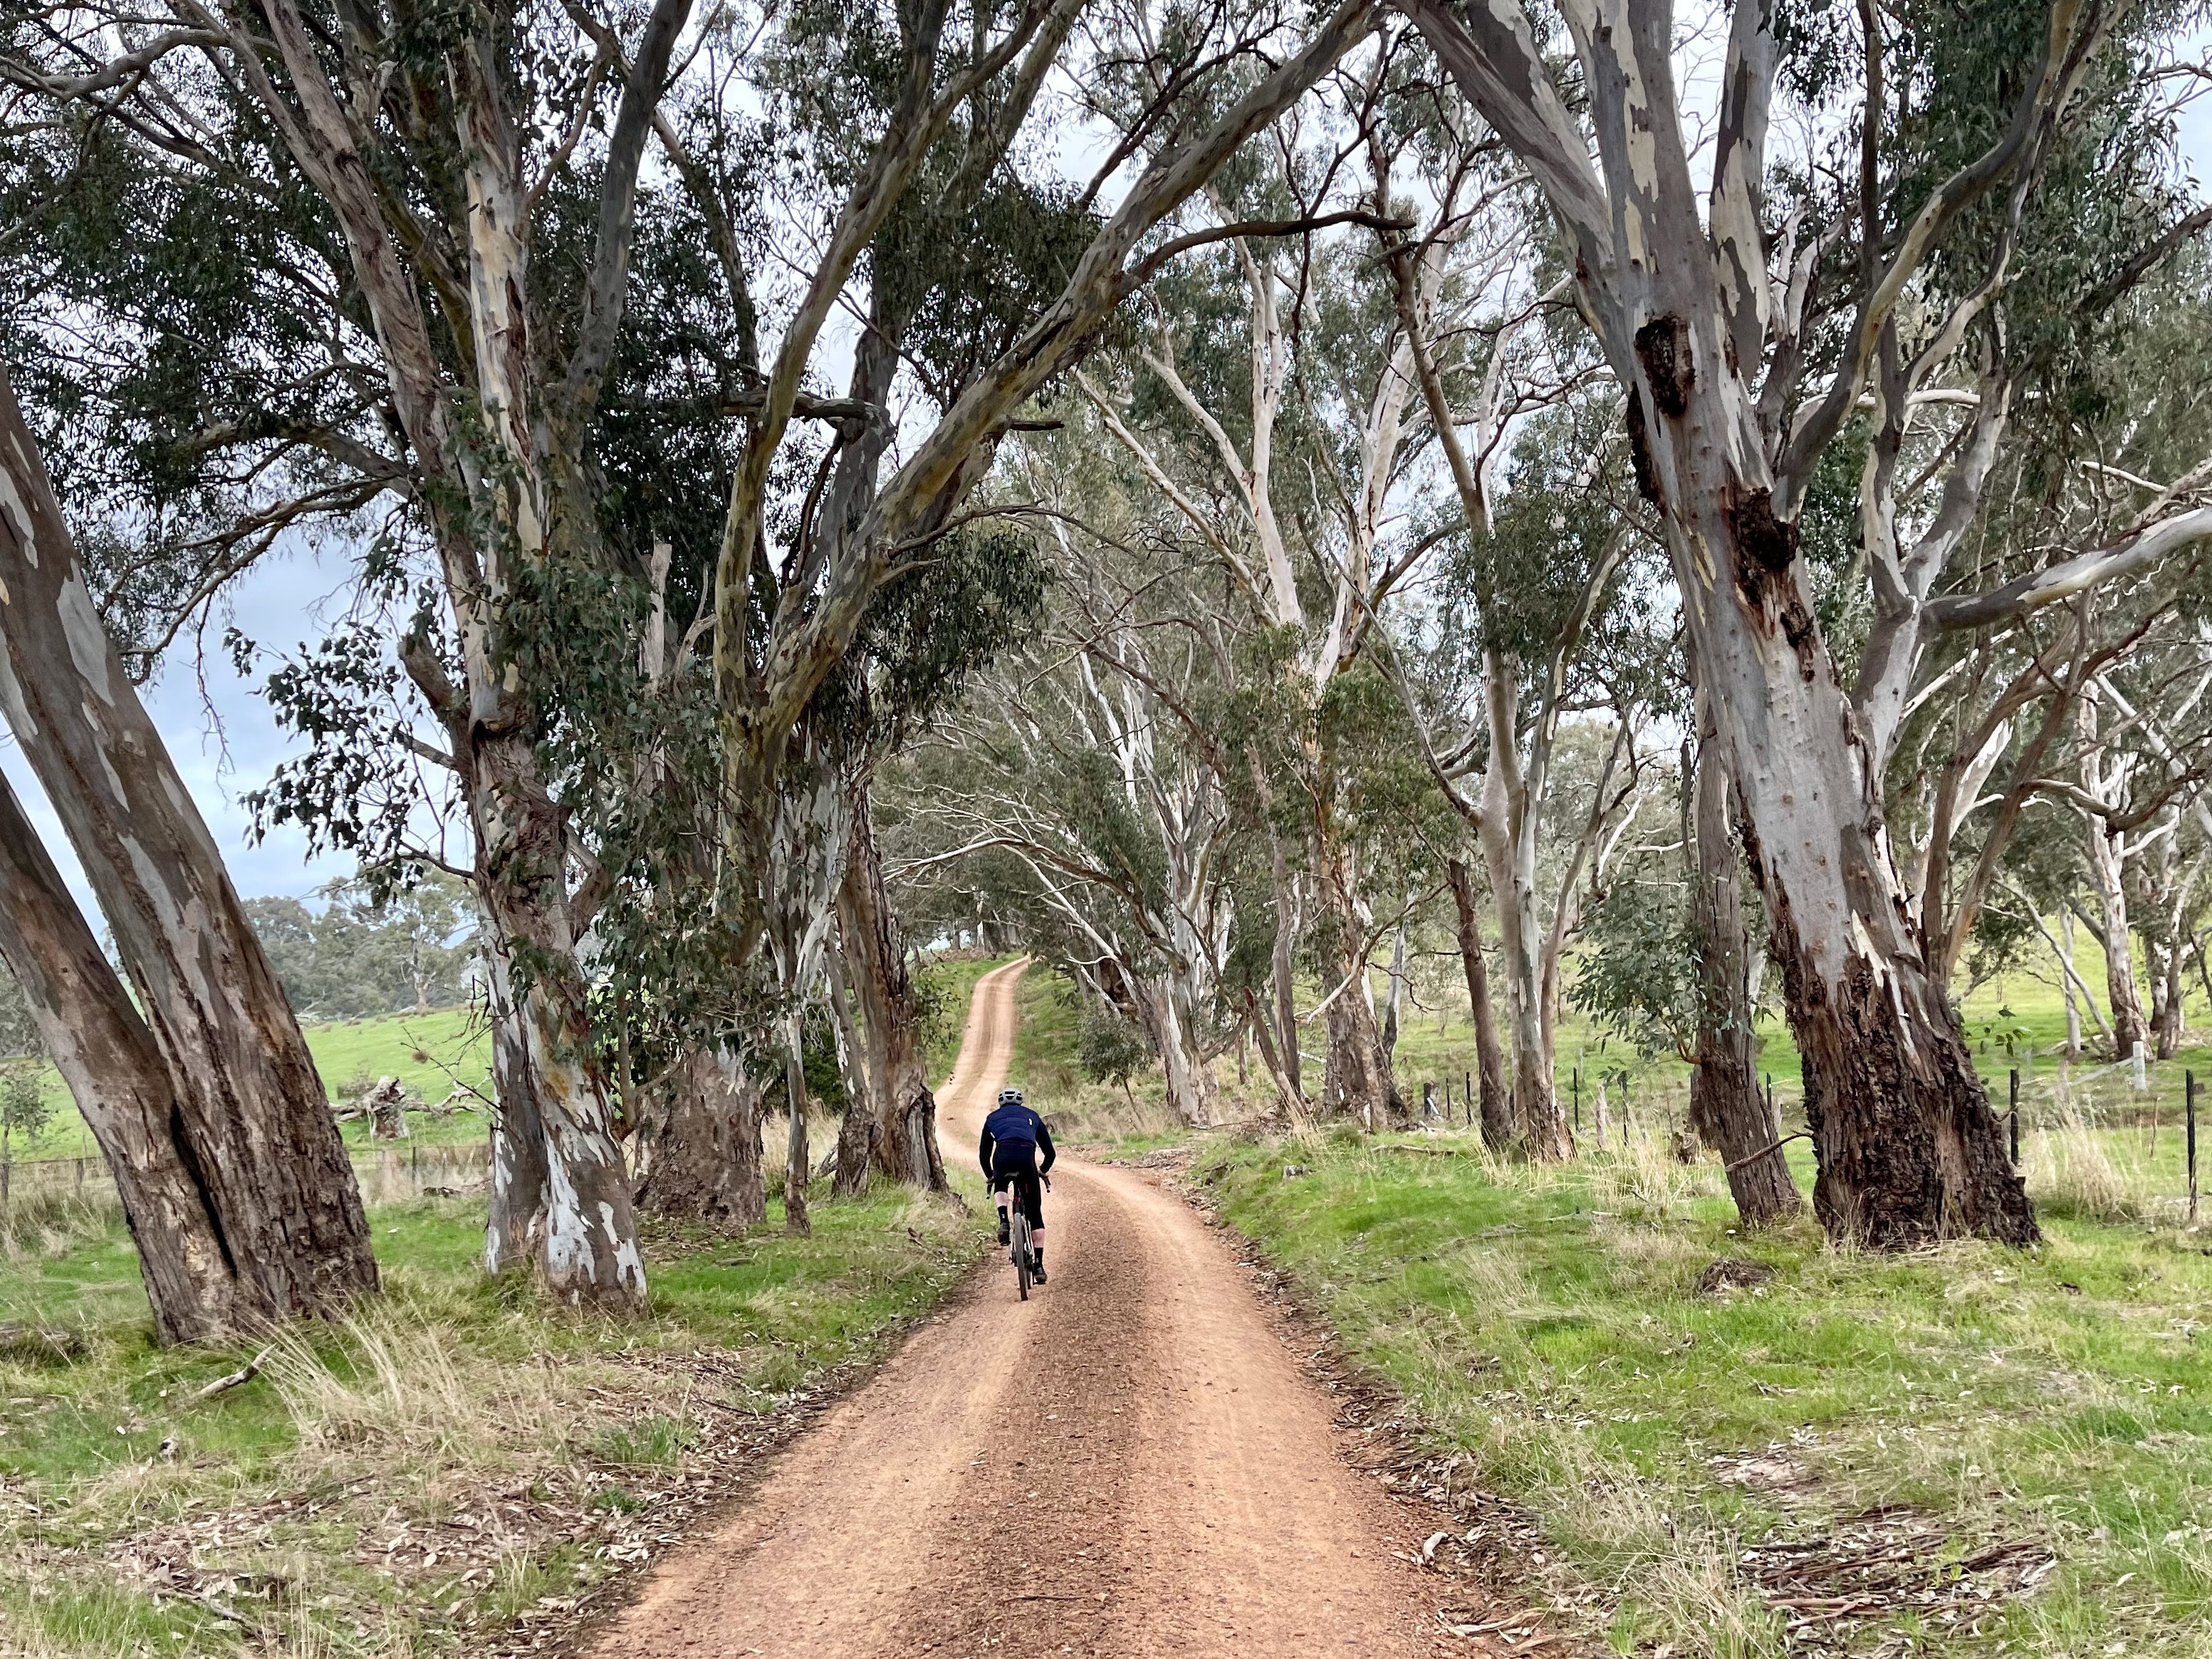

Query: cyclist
979;1087;1055;1284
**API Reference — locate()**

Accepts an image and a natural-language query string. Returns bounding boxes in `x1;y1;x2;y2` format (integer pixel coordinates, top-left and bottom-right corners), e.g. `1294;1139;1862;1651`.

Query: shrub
1078;1005;1149;1092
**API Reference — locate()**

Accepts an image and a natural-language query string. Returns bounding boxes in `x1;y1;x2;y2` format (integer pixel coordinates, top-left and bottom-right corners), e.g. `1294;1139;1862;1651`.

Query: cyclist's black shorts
990;1140;1044;1228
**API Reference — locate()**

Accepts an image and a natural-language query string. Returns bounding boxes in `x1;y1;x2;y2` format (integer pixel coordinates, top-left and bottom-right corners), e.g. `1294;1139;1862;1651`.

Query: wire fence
0;1139;489;1211
1407;1051;2203;1225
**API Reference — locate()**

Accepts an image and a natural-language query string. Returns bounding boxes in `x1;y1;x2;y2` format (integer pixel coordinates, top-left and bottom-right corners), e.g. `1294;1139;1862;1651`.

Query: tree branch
1926;505;2212;632
561;0;695;412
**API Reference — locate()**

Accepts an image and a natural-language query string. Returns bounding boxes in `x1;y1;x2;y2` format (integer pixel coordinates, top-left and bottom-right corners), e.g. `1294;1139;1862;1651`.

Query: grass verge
0;1184;984;1657
1191;1127;2211;1658
1004;967;1248;1153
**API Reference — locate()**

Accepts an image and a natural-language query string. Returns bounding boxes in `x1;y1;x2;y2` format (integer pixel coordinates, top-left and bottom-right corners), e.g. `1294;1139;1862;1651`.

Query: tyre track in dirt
592;958;1462;1658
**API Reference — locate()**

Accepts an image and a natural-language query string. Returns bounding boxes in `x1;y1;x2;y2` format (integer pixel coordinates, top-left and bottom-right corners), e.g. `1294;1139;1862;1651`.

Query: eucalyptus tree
4;0;1385;1295
1568;708;1803;1223
1389;377;1623;1163
814;521;1048;1189
0;381;377;1343
892;436;1237;1126
565;0;1385;1172
1;0;708;1307
1878;264;2212;1057
1683;700;1798;1220
700;0;1384;961
1443;857;1510;1143
2062;631;2212;1058
1397;0;2212;1245
836;800;946;1188
1059;26;1521;1126
2071;680;2166;1057
1391;366;1666;1161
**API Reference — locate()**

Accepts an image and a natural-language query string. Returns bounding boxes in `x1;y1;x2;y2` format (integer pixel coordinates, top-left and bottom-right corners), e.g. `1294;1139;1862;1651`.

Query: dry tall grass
1051;1087;1189;1142
266;1302;570;1472
0;1190;122;1262
2024;1109;2154;1223
1584;1119;1723;1218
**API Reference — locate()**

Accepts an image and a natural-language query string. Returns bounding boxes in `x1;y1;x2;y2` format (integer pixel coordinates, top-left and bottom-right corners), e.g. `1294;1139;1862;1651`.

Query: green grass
12;1008;496;1168
0;1182;986;1656
300;1006;492;1106
1006;963;1078;1099
1389;939;2212;1153
996;928;2212;1654
1189;1126;2212;1657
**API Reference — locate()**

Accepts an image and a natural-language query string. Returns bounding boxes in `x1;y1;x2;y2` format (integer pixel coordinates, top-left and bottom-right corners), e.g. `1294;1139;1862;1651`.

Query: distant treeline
246;873;479;1021
0;873;479;1056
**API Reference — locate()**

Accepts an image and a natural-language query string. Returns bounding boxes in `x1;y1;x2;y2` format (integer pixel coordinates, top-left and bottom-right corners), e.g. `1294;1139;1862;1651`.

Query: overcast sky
9;39;2211;921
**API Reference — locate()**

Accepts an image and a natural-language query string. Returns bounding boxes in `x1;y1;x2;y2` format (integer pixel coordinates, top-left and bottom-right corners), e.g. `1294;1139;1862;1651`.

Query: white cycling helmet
996;1087;1024;1108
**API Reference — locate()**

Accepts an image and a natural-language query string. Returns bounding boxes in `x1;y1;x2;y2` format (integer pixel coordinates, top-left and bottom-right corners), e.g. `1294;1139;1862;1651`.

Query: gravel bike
1003;1172;1047;1299
1009;1199;1035;1299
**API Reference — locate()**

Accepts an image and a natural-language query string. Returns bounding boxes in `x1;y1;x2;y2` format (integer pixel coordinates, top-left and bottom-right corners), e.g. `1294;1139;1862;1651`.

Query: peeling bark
1403;0;2045;1247
781;1012;811;1235
840;797;947;1191
1746;815;2030;1245
465;731;643;1308
1131;974;1216;1126
826;946;877;1196
1312;829;1402;1129
481;931;552;1274
638;1047;766;1227
0;777;242;1343
0;365;377;1328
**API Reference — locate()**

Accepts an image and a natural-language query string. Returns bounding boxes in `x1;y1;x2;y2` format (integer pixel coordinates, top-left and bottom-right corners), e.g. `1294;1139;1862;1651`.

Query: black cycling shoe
1031;1257;1048;1284
996;1214;1010;1246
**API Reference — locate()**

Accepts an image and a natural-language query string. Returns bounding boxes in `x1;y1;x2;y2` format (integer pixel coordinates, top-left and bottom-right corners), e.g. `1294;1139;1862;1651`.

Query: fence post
2008;1069;2020;1166
1464;1071;1473;1128
1573;1064;1581;1134
2188;1070;2199;1225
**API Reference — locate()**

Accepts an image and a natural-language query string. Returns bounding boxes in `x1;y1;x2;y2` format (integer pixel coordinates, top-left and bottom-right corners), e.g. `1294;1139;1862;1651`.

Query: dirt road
594;958;1461;1657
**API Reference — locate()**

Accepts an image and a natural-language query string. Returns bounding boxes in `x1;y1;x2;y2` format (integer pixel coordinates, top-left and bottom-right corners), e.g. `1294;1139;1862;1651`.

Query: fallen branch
1725;1131;1812;1174
195;1346;273;1401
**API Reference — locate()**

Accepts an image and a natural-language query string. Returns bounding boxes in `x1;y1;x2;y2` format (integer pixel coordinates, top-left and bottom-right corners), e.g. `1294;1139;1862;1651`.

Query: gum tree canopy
1;0;1385;1307
1397;0;2211;1247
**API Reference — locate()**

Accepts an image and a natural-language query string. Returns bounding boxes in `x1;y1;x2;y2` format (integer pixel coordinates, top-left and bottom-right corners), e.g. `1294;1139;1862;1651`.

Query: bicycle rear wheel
1012;1213;1031;1300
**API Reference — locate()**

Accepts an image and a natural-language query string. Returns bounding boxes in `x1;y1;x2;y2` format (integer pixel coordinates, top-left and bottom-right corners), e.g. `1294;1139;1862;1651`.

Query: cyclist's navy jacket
979;1101;1056;1178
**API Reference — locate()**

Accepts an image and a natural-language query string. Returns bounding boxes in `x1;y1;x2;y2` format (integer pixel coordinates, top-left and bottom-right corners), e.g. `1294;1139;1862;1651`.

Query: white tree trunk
1133;975;1216;1126
1404;0;2040;1248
